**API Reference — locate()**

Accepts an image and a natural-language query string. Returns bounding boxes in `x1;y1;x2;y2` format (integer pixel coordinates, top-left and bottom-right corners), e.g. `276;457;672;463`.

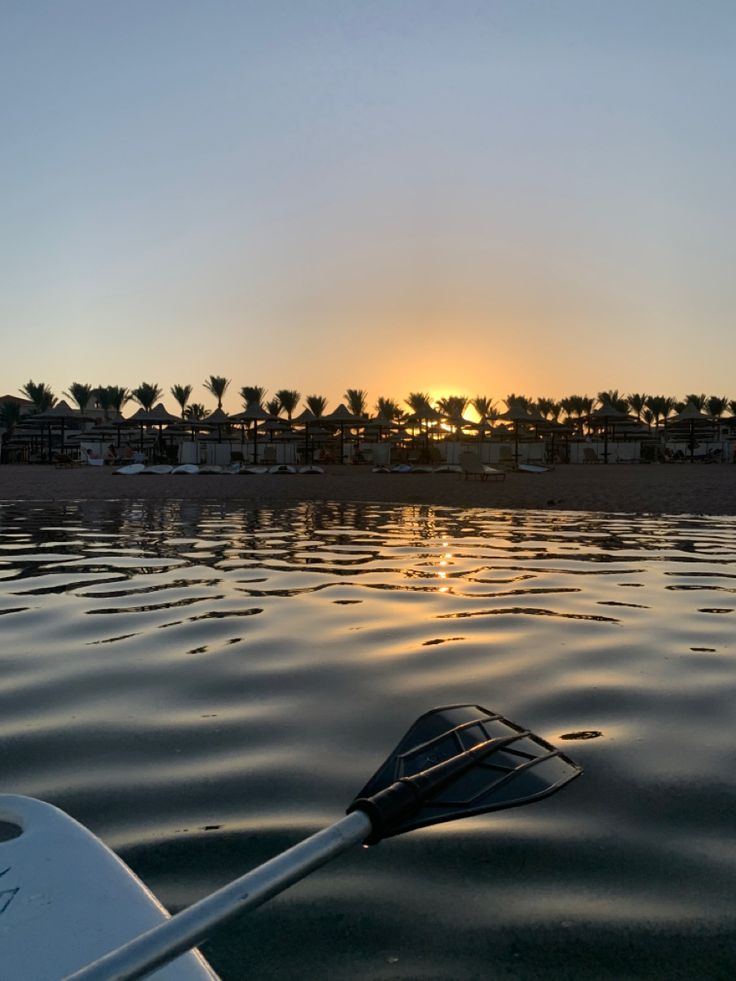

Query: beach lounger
459;451;506;481
53;453;80;468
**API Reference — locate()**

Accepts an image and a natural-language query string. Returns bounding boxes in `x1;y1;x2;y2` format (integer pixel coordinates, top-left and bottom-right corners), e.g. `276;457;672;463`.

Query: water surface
1;500;735;980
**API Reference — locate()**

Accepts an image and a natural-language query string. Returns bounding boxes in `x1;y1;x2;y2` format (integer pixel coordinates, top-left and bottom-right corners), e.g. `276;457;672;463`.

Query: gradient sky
3;1;735;413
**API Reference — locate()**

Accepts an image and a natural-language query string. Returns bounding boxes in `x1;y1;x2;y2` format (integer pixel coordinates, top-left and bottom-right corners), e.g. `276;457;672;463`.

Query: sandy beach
0;463;734;514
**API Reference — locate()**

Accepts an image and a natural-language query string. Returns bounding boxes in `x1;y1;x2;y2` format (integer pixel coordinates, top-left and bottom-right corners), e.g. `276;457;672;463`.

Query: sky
2;1;736;414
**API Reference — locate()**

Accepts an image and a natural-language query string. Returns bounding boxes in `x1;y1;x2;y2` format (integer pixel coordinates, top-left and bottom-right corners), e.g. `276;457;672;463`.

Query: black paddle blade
349;704;581;842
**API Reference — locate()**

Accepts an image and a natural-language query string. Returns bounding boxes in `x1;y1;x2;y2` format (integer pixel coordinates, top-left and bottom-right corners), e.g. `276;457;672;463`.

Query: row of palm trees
4;379;735;435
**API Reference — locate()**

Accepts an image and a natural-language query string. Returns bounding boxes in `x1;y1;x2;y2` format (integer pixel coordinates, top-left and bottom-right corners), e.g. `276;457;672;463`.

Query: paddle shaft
65;810;372;981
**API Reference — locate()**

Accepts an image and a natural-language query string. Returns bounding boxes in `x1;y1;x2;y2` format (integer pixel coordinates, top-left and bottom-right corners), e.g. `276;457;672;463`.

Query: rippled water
1;499;736;980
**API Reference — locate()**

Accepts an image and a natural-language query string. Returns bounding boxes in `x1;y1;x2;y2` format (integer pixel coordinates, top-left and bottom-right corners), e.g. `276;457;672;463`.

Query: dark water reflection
1;500;736;980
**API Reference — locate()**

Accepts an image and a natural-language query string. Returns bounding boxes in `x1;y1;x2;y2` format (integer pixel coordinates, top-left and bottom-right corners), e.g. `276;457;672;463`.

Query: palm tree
405;392;433;418
435;395;468;437
560;395;591;435
505;393;531;409
275;389;301;421
131;382;163;412
596;390;628;413
560;396;577;425
437;395;468;418
64;382;93;414
240;386;266;407
662;396;676;423
344;388;368;416
375;396;402;421
626;393;648;423
305;394;327;418
170;384;193;419
579;396;594;431
20;380;56;413
729;400;736;417
0;401;21;434
645;395;674;431
684;393;707;410
203;375;230;410
535;397;561;421
470;396;497;421
95;386;115;421
706;395;729;423
265;397;281;416
107;386;131;418
184;403;208;421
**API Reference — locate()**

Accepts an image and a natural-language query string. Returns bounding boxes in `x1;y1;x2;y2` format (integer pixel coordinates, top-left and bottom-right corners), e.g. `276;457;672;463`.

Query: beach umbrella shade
293;408;318;464
33;399;91;458
264;418;293;442
587;402;634;464
405;406;443;458
230;403;272;463
475;416;498;447
497;402;541;465
321;404;368;463
124;404;180;453
445;415;480;439
124;408;150;452
363;414;398;443
666;403;715;463
88;414;131;448
202;407;232;443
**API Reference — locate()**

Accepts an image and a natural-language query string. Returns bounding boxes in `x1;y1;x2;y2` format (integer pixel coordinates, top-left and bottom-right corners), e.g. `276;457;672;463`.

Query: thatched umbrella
124;404;180;455
230;402;272;463
33;400;90;458
202;407;232;443
497;402;540;466
321;404;367;463
666;403;714;463
293;408;317;464
587;402;634;464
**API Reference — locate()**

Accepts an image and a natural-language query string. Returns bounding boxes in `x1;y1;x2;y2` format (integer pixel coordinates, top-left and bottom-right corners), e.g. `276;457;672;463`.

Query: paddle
66;704;581;981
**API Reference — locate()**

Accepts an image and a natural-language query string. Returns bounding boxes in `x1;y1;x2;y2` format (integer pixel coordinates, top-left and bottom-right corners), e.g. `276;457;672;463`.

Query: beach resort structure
2;394;735;471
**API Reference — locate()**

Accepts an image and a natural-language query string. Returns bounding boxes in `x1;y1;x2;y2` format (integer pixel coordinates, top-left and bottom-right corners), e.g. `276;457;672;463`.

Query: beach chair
459;451;506;481
82;448;105;467
53;452;79;468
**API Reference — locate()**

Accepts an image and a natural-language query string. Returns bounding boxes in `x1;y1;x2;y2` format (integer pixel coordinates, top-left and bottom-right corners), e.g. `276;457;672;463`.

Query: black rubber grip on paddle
348;780;420;844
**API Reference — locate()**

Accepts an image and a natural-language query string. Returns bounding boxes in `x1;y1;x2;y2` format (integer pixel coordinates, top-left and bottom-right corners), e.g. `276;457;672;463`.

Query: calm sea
1;499;735;980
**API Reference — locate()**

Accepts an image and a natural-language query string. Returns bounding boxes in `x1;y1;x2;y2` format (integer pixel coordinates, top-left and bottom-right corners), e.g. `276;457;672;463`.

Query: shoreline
0;463;734;515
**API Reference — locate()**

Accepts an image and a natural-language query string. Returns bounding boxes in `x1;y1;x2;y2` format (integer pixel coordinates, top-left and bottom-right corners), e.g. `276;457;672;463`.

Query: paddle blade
349;704;581;842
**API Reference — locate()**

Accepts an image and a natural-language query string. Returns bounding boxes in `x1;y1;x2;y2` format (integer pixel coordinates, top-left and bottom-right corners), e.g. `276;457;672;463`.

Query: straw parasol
124;404;181;453
587;401;634;464
321;404;368;463
666;403;715;463
33;399;90;457
230;402;272;463
497;402;540;465
292;408;317;464
202;407;232;443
